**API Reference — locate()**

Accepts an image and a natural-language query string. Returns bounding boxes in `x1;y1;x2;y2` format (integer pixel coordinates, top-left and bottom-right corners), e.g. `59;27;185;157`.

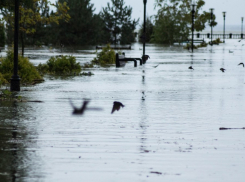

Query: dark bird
188;66;194;70
238;40;242;42
111;101;125;114
69;99;102;115
238;62;244;67
220;68;226;72
142;55;150;61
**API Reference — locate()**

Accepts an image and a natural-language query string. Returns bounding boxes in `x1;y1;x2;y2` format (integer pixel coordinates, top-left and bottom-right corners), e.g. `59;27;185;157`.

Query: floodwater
0;40;245;182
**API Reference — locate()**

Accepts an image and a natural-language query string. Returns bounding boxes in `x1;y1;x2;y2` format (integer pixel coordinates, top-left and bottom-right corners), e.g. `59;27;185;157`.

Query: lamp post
143;0;147;64
241;17;244;39
191;3;196;53
222;12;226;43
210;8;214;46
10;0;20;91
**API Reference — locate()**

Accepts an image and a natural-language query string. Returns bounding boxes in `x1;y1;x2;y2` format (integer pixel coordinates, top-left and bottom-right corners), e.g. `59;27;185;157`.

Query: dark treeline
0;0;139;51
0;0;217;51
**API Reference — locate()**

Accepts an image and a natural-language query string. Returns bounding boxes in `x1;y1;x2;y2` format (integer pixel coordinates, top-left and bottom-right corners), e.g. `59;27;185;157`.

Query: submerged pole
143;0;147;64
10;0;21;91
191;3;196;53
223;12;226;43
210;8;214;46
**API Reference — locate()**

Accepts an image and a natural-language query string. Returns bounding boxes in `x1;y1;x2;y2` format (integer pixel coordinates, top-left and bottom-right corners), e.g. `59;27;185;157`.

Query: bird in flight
238;62;244;67
153;64;159;68
220;68;226;72
188;66;194;70
111;101;125;114
69;99;102;115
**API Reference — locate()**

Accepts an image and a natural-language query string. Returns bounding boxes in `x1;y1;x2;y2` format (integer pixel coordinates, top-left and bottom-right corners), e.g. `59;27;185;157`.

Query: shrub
210;38;223;45
92;44;116;66
37;55;81;75
0;50;43;84
184;43;197;50
0;73;8;86
197;41;208;48
0;89;22;101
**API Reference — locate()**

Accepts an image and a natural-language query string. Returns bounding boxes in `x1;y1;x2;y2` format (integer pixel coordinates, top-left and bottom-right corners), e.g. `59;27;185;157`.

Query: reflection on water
0;102;25;182
1;41;245;182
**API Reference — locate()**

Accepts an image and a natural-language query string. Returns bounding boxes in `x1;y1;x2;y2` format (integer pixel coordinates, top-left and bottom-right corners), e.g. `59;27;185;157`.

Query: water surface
1;40;245;182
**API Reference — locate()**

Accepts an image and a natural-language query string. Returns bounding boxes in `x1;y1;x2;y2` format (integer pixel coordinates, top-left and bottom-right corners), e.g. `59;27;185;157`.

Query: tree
55;0;104;46
3;0;70;55
0;21;5;47
138;17;154;43
100;0;139;45
153;0;217;44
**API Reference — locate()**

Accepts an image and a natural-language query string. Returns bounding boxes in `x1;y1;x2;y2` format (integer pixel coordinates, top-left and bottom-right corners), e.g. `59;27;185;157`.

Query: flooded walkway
1;40;245;182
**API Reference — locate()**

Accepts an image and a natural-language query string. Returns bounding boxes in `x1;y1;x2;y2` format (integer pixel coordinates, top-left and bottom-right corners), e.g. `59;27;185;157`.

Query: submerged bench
116;53;143;68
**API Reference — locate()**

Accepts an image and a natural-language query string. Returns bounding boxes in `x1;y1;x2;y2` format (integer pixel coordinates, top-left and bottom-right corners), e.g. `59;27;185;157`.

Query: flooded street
1;40;245;182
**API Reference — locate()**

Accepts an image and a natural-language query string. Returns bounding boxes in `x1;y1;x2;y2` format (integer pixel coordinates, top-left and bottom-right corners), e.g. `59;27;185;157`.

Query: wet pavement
1;40;245;182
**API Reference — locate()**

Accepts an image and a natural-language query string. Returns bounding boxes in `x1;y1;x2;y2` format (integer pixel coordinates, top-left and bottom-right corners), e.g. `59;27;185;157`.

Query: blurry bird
238;62;244;67
111;101;125;114
69;99;102;115
153;64;159;68
188;66;194;70
142;55;150;61
229;50;234;53
238;40;242;42
220;68;226;72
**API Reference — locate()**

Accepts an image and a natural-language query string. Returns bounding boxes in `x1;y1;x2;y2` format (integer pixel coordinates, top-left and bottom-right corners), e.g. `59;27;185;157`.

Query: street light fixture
241;17;244;39
210;8;214;46
10;0;21;91
142;0;147;64
222;12;226;43
191;2;196;53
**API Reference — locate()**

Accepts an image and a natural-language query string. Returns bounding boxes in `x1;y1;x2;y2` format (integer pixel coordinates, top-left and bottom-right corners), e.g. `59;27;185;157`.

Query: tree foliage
153;0;217;44
55;0;104;46
2;0;70;55
100;0;139;45
138;17;154;43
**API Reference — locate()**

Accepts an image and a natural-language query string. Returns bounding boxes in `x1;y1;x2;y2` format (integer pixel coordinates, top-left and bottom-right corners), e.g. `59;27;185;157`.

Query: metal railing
189;33;244;39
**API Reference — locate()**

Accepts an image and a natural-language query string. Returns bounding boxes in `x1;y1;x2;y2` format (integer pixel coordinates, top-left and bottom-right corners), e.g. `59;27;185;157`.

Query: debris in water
219;127;245;130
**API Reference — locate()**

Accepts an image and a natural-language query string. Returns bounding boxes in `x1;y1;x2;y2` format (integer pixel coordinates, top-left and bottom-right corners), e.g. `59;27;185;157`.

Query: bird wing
111;103;120;114
79;100;89;112
69;98;77;110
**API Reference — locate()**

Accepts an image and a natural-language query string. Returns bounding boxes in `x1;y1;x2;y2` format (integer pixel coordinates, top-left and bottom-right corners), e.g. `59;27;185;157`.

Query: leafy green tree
153;0;217;44
138;17;154;43
55;0;104;46
100;0;139;45
3;0;70;55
